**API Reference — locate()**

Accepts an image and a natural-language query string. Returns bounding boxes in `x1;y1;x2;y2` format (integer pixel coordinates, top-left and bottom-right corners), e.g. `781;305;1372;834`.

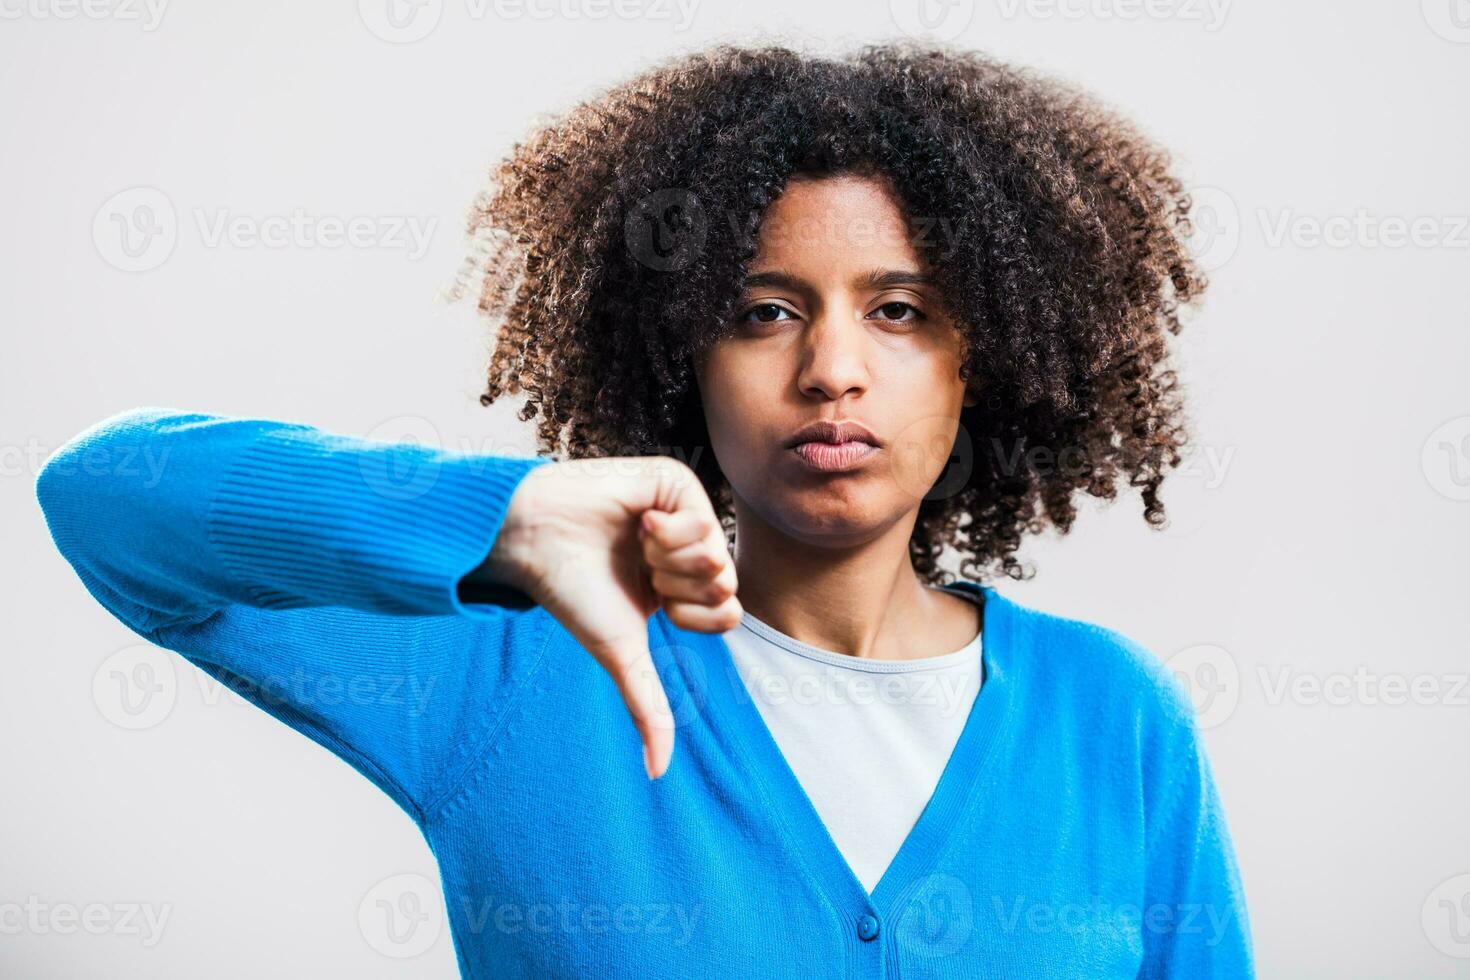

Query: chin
767;493;896;548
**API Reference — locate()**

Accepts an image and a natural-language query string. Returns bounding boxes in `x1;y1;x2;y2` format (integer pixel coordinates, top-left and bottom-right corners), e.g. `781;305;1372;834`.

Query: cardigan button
856;914;880;942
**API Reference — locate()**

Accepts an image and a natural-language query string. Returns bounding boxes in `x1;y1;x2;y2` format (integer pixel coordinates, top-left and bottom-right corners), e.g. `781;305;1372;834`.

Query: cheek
697;348;766;458
877;353;969;500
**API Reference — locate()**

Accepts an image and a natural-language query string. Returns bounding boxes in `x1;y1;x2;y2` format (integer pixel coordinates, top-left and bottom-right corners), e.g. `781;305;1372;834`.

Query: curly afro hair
450;41;1205;585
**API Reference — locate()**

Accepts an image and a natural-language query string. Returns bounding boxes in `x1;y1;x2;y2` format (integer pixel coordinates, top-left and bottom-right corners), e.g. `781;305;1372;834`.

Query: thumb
597;637;676;780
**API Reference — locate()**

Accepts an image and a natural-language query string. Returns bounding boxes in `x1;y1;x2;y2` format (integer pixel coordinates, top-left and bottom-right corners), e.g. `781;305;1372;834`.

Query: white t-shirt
720;585;984;894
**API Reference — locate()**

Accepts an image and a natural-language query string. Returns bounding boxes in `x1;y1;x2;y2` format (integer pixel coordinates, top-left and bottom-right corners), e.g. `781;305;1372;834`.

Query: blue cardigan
35;408;1254;979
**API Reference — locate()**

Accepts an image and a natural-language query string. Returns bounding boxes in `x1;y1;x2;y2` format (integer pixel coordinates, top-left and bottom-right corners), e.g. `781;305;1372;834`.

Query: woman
37;42;1252;978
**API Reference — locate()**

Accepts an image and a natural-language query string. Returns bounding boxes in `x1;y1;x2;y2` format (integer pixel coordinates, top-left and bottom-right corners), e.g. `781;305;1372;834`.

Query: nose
796;308;871;403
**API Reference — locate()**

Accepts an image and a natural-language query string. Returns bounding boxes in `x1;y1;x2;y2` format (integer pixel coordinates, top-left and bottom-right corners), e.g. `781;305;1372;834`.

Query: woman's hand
477;456;741;779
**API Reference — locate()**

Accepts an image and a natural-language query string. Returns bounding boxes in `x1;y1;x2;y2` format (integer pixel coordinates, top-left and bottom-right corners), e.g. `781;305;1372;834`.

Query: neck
729;492;975;661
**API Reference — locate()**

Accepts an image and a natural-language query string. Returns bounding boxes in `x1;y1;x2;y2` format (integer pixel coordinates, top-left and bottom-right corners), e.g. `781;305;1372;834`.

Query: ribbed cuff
205;425;554;618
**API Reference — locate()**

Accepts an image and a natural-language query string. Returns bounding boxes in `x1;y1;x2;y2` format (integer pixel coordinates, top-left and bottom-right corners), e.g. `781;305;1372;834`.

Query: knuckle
642;455;698;494
666;603;694;630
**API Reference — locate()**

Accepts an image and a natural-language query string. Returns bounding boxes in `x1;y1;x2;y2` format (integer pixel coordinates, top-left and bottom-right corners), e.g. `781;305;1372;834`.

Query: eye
868;301;925;323
738;303;797;324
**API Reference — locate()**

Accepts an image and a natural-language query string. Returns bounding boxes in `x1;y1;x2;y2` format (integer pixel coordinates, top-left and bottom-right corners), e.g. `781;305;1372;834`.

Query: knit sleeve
1136;672;1256;979
35;407;557;822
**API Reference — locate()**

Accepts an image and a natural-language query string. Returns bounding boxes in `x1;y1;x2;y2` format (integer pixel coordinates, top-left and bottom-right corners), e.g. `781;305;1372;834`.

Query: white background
3;1;1468;977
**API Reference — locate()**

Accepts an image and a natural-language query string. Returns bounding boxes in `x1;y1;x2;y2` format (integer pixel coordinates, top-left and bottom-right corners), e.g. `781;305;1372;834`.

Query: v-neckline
663;581;1021;925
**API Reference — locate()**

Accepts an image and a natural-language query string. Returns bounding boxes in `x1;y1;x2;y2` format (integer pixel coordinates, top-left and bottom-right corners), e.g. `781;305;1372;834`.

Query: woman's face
694;172;977;548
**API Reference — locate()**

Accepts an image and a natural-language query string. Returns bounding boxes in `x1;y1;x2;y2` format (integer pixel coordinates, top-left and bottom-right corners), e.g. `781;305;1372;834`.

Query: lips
786;419;882;473
784;419;881;449
791;440;878;472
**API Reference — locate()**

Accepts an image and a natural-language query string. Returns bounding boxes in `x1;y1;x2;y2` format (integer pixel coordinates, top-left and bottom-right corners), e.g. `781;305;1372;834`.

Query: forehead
749;173;924;272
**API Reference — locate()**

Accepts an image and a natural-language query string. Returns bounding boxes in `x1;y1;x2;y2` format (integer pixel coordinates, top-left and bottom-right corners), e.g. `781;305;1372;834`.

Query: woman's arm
1137;678;1256;979
35;407;554;821
35;407;552;631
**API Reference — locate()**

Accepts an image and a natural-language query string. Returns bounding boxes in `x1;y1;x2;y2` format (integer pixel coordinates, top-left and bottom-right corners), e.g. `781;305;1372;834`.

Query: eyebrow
740;268;937;293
